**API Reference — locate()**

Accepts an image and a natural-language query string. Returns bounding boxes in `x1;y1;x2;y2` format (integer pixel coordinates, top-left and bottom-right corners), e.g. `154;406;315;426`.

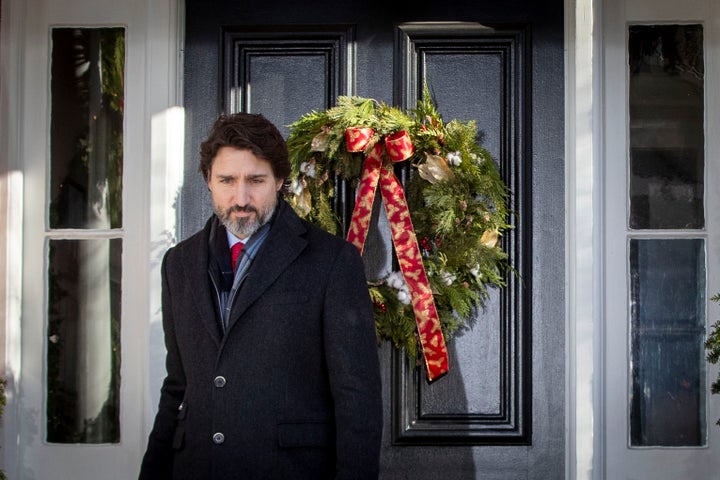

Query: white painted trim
145;105;185;432
706;0;720;442
565;0;602;478
141;0;184;443
0;2;28;476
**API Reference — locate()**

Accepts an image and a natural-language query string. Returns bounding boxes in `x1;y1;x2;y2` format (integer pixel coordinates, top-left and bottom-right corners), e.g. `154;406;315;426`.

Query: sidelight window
46;26;125;444
627;24;706;447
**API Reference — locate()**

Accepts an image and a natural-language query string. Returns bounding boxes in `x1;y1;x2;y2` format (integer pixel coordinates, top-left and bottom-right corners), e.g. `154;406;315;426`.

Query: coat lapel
181;221;224;347
225;201;308;333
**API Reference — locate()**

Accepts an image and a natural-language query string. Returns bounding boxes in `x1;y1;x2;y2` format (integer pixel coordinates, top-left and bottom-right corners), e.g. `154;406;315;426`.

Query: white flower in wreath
439;270;457;286
396;289;412;305
470;152;482;164
300;160;317;178
386;271;404;289
290;178;304;196
470;265;482;281
447;150;462;166
386;271;412;305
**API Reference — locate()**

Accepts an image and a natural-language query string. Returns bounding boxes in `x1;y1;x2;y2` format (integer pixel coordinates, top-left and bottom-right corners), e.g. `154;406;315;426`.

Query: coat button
212;432;225;444
213;376;226;388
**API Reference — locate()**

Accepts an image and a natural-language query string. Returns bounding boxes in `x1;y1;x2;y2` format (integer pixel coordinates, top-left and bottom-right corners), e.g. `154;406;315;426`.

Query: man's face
208;146;284;239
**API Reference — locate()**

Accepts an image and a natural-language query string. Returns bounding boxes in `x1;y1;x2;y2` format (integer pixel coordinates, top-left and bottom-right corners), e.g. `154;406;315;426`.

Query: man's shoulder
299;217;353;250
276;199;350;249
172;230;207;253
164;218;212;260
177;227;209;248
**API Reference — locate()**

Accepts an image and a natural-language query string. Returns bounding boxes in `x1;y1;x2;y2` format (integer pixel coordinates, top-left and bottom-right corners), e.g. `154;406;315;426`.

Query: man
139;113;383;479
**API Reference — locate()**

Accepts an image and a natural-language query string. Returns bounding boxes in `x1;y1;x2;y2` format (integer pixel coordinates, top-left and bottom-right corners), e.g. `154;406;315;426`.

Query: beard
215;201;276;239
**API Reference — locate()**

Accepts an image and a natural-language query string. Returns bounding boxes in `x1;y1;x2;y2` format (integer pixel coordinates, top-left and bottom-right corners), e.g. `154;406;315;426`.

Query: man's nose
232;182;250;205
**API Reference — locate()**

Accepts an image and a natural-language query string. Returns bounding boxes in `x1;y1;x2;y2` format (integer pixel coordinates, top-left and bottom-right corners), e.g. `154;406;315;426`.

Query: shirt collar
226;230;246;249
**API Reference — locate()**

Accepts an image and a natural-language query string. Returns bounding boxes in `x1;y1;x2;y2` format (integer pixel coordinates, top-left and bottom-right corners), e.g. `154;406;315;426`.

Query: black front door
183;1;564;478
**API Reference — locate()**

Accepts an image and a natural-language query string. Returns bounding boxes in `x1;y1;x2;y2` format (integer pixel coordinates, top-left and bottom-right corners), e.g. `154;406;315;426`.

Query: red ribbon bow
345;127;449;382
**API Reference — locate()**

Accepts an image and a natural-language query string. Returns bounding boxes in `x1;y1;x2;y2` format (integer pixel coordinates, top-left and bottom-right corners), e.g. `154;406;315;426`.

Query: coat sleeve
139;249;187;480
323;242;383;480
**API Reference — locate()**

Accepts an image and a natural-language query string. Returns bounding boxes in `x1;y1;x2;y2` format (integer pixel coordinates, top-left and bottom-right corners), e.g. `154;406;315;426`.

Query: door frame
564;0;602;477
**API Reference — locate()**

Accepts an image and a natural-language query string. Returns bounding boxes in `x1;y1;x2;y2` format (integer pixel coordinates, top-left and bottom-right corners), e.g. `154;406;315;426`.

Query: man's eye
250;177;265;184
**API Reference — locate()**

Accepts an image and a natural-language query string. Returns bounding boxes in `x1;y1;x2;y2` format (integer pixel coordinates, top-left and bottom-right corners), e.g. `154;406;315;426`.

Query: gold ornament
417;152;454;184
292;185;312;217
480;229;499;248
310;127;330;152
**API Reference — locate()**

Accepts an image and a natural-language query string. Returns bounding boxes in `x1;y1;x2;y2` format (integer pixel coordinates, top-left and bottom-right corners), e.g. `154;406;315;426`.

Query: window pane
629;239;706;446
628;25;704;229
47;239;122;443
49;27;125;229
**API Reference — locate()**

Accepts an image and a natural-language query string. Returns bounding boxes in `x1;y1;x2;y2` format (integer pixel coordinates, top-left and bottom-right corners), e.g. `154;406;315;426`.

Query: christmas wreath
286;89;511;380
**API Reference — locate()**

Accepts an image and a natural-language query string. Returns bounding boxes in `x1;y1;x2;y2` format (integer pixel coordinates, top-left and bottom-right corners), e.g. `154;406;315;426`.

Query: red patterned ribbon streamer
346;134;449;381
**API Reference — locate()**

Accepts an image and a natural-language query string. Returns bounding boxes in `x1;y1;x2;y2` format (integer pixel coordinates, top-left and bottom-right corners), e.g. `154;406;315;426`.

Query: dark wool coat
139;199;383;480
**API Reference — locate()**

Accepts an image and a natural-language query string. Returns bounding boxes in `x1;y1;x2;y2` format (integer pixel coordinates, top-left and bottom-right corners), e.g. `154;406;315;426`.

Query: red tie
231;242;243;270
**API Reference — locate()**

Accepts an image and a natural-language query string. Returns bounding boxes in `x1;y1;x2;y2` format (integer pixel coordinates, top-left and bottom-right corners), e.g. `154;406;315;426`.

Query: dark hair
199;113;291;192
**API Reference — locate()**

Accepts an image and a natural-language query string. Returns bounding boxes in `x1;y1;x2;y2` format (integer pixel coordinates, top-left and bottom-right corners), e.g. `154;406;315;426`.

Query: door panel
184;1;563;477
393;23;530;445
222;25;353;130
